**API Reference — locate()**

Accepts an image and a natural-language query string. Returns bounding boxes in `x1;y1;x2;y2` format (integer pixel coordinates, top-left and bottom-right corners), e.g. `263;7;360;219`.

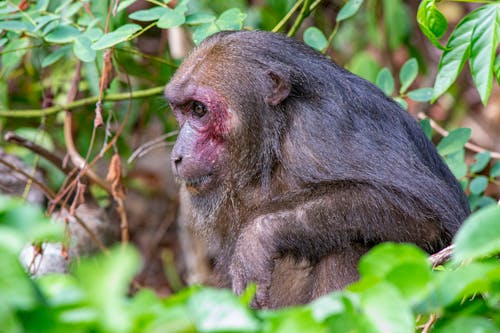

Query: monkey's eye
191;101;207;118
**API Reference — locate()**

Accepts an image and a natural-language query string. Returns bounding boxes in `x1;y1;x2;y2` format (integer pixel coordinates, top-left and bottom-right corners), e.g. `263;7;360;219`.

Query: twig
421;313;437;333
418;112;500;160
429;244;454;268
272;0;305;33
128;130;179;164
287;0;313;37
322;21;339;54
0;156;108;252
0;86;165;118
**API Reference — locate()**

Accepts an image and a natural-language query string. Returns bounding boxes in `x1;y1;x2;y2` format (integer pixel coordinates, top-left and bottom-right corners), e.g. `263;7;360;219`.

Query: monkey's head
165;31;294;194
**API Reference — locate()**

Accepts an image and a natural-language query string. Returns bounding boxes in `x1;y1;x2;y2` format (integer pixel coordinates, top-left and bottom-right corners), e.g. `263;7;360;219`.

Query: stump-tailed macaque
165;31;470;308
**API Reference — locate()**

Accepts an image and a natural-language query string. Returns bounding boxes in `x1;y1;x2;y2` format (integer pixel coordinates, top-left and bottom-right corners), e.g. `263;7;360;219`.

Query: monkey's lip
182;173;214;192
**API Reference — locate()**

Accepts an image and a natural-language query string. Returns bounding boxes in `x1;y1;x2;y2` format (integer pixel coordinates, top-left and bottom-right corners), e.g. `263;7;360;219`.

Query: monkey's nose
172;154;182;167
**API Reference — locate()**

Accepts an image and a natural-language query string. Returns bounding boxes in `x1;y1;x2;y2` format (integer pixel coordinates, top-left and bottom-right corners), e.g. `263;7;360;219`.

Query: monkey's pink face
165;84;234;194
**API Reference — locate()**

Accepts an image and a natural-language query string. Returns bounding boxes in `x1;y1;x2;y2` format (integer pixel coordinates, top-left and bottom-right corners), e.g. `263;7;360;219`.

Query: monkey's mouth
183;173;214;193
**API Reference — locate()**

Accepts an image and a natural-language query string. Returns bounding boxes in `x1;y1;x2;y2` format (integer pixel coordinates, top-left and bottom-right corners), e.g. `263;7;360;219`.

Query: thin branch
417;112;500;160
287;0;313;37
0;86;165;118
128;130;179;164
272;0;305;33
429;245;454;268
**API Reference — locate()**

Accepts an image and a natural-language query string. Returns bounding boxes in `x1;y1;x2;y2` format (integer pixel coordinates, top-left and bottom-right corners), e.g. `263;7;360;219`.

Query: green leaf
453;205;500;263
419;118;432;140
337;0;364;22
443;149;467;179
186;13;216;25
45;25;81;43
436;127;471;156
92;24;141;50
469;4;500;105
192;22;220;45
469;176;488;195
0;21;34;33
399;58;418;93
437;316;499;333
1;38;30;70
129;6;168;22
470;151;491;173
41;45;71;67
188;288;259;332
393;97;408;110
215;8;247;31
433;6;489;101
407;87;433;102
116;0;137;12
417;0;448;50
361;283;414;333
346;51;381;83
376;68;394;96
303;27;328;51
74;246;141;333
73;36;96;62
157;7;186;29
495;53;500;86
490;161;500;178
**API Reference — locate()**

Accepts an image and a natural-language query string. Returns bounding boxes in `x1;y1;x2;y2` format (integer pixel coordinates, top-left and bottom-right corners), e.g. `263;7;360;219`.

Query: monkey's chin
183;174;214;195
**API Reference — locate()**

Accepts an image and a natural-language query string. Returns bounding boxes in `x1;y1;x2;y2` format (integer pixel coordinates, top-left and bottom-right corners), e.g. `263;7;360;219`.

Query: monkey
164;30;470;308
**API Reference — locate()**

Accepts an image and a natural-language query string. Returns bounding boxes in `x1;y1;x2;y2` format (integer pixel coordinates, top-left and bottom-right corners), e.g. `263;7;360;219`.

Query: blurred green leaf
393;97;408;109
41;45;71;68
437;128;471;156
469;4;500;105
188;288;260;332
443;149;467;179
490;161;500;178
186;13;216;25
0;21;34;33
469;176;488;195
419;118;432;140
216;8;247;30
470;151;491;174
399;58;418;93
495;53;500;86
45;25;80;43
337;0;364;22
157;7;186;29
407;87;433;102
303;27;328;51
347;52;381;83
435;316;499;333
1;38;30;70
116;0;137;12
361;283;414;333
92;24;141;50
376;68;394;96
192;22;219;45
453;205;500;263
129;6;168;21
73;36;96;62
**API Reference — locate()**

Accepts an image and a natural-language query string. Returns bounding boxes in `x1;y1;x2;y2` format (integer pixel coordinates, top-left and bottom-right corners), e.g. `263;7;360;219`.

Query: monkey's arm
230;181;443;307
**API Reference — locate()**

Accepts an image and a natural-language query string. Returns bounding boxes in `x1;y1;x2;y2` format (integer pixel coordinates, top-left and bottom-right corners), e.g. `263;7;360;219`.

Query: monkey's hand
230;215;278;309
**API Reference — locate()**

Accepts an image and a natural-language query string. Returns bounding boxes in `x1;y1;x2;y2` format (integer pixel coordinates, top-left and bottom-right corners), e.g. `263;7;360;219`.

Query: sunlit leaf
186;13;216;25
469;4;500;105
417;0;448;49
453;205;500;263
157;7;186;29
433;6;490;101
303;27;328;51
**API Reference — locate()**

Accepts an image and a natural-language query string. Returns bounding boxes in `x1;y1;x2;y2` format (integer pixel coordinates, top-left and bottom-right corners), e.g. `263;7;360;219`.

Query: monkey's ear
265;70;291;106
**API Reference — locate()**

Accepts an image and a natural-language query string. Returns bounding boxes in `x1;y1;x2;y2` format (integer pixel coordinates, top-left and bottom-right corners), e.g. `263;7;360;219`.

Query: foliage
1;195;500;333
1;0;500;332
